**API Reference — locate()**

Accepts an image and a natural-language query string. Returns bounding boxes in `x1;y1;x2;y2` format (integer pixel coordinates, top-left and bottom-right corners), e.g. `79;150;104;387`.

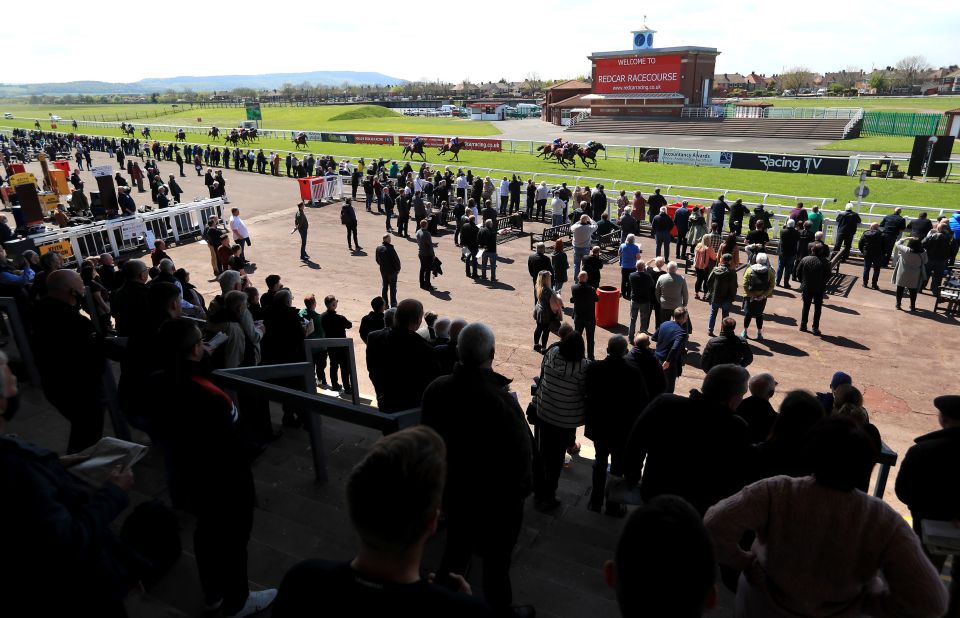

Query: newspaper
61;437;149;487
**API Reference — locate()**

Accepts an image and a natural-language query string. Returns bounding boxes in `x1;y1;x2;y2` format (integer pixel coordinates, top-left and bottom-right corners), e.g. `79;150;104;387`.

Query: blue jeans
573;246;590;279
776;254;795;284
481;251;497;279
552;213;564;226
708;301;732;333
926;258;947;295
862;255;882;287
655;232;672;260
381;273;398;307
385;210;393;230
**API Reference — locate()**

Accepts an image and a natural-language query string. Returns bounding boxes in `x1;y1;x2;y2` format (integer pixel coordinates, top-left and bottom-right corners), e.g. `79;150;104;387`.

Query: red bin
298;176;316;201
8;163;25;175
666;203;681;237
52;159;72;176
595;285;620;328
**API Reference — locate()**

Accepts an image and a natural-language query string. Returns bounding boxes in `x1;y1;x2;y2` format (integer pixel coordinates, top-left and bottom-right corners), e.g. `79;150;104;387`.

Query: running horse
224;131;241;146
552;142;580;168
535;143;557;159
121;123;135;137
208;126;220;140
577;142;605;167
401;141;426;161
437;141;463;161
292;133;308;150
141;127;151;139
175;129;186;142
247;128;259;142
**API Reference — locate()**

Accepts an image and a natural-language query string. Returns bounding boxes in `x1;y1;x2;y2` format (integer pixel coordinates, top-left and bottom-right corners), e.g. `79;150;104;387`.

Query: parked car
781;89;795;96
816;88;827;96
2;112;12;119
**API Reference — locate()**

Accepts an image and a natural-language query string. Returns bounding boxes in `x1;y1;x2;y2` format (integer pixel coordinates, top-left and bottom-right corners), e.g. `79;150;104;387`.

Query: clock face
634;33;646;47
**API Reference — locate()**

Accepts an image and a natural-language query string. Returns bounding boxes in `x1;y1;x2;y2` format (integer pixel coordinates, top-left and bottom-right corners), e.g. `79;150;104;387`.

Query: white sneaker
227;589;277;617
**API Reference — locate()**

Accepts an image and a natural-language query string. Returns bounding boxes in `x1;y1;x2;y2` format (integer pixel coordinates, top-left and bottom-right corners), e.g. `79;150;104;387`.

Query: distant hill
0;71;407;96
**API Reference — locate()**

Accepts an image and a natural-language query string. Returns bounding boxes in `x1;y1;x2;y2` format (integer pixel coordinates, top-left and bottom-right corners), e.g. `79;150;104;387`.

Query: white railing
842;108;864;138
568;110;591;127
680;107;727;119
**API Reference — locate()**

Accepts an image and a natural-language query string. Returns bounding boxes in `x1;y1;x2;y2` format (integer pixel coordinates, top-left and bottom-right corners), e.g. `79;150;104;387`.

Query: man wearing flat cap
895;395;960;614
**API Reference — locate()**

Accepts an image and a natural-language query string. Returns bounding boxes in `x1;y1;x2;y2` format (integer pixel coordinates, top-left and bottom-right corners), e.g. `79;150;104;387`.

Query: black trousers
57;399;105;454
438;499;524;612
328;350;350;389
896;286;918;309
591;438;625;509
801;290;823;329
833;235;854;262
299;229;308;258
536;421;576;500
419;255;433;287
345;224;358;248
881;234;898;267
574;317;596;360
194;498;253;613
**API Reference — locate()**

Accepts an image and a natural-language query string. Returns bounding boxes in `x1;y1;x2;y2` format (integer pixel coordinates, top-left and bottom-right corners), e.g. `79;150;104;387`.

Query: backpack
745;267;768;293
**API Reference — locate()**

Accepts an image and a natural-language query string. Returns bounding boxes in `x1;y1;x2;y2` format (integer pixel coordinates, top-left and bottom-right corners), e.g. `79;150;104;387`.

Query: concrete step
567;117;850;140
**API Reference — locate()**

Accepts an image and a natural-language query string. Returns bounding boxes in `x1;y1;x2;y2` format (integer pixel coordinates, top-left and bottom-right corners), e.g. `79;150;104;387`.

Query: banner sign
40;193;60;214
462;138;502;152
352;133;395;145
399;135;446;148
245;102;262;121
9;172;37;187
658;148;732;168
90;165;112;178
121;219;145;241
321;133;355;144
38;240;75;260
730;153;849;176
290;131;324;141
594;54;682;94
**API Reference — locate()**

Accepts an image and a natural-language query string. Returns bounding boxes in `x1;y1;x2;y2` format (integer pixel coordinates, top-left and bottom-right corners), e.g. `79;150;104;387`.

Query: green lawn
4;119;957;211
2;103;502;136
762;96;960;113
818;136;917;153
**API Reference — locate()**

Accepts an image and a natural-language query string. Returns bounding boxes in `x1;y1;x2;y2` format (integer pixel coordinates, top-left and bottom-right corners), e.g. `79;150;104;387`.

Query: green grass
1;103;502;136
4;118;957;211
761;96;960;113
818;136;917;153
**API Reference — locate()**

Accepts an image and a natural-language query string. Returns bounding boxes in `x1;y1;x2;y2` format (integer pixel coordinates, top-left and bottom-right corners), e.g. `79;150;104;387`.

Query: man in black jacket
648;188;668;229
797;242;831;335
111;259;150;337
777;219;800;287
880;207;907;267
366;299;440;413
709;195;728;231
460;215;480;279
833;203;862;262
591;185;608;221
527;242;553;300
895;394;960;613
477;219;498;282
341;199;360;252
150;318;276;616
923;221;953;296
700;318;753;372
320;295;354;392
858;222;885;289
585;335;649;515
375;234;401;307
624;364;752;515
421;322;534;616
793;220;816;281
628;260;654;340
624;334;667;399
33;271;106;454
729;199;748;236
571;272;598;359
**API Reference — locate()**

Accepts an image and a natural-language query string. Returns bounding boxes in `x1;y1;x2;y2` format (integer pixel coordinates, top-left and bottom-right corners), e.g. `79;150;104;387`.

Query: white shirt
571;220;598;248
551;197;565;216
499;180;510;196
456;176;467;189
536;184;549;201
414;177;424;192
229;215;249;240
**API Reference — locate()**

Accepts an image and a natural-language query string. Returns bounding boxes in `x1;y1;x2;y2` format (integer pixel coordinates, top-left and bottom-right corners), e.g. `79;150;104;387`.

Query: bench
494;214;524;244
597;229;623;263
530;222;572;251
934;267;960;315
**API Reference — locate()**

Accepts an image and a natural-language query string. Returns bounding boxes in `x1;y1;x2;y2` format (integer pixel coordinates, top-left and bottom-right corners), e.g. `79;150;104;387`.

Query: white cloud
8;0;960;85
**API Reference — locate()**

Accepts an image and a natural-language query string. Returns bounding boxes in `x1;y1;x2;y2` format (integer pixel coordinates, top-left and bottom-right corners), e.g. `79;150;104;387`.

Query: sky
8;0;960;85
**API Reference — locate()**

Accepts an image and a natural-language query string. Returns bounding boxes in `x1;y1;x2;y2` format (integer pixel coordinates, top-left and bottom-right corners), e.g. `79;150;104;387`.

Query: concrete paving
8;150;957;616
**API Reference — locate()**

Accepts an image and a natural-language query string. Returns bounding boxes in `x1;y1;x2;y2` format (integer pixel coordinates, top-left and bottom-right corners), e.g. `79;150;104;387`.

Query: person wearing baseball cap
896;394;960;613
816;371;852;412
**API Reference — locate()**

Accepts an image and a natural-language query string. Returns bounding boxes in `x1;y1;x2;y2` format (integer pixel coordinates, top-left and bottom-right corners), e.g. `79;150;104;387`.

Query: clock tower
631;21;656;50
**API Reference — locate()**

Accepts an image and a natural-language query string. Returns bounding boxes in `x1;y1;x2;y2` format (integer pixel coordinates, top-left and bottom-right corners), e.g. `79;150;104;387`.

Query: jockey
450;136;460;148
553;137;563;147
585;140;595;150
411;136;422;148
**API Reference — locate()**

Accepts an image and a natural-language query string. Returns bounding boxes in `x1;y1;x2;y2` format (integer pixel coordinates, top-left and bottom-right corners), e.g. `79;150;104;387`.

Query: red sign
353;133;394;145
594;54;682;94
462;138;501;152
399;136;502;152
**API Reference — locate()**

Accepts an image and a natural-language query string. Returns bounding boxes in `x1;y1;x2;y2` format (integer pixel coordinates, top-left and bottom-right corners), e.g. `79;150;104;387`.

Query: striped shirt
536;346;589;428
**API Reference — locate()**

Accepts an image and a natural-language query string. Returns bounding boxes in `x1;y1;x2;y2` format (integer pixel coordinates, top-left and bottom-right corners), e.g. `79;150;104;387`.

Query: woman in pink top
705;418;946;618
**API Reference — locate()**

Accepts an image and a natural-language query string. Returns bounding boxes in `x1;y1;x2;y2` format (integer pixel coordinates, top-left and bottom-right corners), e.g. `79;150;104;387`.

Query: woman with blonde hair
693;233;718;300
533;270;563;352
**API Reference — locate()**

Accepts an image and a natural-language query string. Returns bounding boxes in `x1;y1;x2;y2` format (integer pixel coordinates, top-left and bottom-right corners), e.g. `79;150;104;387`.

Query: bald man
33;270;107;452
